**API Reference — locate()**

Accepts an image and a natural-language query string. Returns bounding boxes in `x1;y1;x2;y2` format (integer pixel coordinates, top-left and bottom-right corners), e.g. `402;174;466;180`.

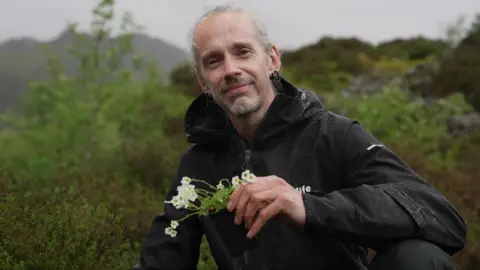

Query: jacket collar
183;76;325;147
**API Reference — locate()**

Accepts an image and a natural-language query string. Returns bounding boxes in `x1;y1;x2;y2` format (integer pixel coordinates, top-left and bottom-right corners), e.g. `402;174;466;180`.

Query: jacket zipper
237;138;255;269
242;149;251;170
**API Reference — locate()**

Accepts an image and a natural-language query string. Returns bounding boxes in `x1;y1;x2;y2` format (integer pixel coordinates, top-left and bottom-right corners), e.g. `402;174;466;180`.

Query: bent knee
390;239;449;257
371;239;456;270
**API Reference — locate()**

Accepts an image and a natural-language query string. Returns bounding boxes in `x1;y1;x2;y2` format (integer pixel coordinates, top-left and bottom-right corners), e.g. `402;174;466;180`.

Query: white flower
232;176;241;188
241;170;257;183
165;181;200;210
246;173;256;183
165;226;177;237
177;184;198;202
241;170;251;181
166;171;259;238
167;195;181;208
181;177;191;185
167;194;188;209
170;220;179;229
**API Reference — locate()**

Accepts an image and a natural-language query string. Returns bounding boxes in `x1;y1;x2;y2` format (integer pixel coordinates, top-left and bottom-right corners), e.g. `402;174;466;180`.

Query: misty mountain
0;28;189;112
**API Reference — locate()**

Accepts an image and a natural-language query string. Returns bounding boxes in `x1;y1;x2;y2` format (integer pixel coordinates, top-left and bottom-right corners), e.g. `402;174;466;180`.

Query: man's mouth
224;83;251;95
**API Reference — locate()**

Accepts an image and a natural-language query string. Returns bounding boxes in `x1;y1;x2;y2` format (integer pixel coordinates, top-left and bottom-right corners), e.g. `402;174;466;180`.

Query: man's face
193;12;280;118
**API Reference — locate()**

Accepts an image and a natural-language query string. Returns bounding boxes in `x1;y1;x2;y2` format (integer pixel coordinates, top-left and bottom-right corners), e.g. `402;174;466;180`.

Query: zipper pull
242;149;251;170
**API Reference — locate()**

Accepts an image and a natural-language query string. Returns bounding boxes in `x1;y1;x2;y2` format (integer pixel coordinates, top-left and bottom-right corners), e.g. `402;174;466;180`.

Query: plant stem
189;178;217;191
175;210;201;223
196;189;215;196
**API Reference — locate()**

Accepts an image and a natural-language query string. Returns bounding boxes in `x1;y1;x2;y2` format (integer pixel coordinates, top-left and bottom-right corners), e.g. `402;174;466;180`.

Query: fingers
234;185;252;224
243;199;260;229
247;198;283;239
227;176;281;222
228;185;245;212
228;175;277;208
244;190;272;228
232;183;268;225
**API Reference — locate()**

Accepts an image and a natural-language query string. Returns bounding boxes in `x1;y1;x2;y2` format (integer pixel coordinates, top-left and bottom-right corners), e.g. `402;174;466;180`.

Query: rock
401;61;439;97
447;112;480;136
339;60;480;138
341;61;438;98
341;71;401;97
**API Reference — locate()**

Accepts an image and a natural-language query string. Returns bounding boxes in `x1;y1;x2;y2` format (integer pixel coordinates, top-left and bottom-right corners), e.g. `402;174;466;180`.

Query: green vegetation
0;1;479;269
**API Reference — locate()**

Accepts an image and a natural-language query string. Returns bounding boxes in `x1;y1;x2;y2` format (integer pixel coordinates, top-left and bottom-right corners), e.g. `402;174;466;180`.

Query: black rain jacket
139;76;467;270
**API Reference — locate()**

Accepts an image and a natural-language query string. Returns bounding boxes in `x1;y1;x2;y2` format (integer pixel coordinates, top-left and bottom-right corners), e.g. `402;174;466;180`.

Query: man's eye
207;59;219;66
239;49;250;55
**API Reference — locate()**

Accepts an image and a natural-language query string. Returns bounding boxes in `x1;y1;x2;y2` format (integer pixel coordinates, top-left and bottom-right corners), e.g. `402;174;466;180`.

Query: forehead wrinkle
192;11;260;71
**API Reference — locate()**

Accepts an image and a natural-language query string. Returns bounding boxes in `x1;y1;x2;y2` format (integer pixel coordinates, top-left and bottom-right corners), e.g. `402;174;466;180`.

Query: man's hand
226;175;306;239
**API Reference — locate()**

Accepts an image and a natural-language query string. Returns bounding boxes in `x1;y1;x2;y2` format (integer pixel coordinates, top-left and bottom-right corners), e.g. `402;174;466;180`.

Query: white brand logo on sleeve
367;144;384;151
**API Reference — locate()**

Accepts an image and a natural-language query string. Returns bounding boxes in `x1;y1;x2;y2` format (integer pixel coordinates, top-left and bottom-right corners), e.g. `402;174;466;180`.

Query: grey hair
187;3;275;74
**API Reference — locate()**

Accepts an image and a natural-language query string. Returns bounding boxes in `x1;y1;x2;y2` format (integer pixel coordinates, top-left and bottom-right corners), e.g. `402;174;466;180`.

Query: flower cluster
164;170;256;237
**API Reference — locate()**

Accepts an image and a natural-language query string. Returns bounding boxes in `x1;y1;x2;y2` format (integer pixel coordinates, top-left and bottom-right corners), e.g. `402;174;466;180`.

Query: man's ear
268;44;282;72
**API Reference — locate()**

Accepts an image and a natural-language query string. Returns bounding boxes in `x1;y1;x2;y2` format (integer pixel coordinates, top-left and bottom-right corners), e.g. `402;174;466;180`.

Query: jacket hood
183;75;325;146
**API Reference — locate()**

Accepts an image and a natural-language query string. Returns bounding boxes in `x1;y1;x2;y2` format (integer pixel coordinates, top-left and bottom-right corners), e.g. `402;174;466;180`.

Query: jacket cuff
302;193;330;234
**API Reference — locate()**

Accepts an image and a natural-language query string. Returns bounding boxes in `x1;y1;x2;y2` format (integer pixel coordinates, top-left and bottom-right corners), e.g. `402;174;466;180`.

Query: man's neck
230;93;275;142
230;111;263;142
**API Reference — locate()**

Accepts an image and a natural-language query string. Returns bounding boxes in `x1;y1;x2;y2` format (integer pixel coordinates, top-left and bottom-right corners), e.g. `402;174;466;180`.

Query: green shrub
326;85;473;170
0;181;145;269
0;171;215;269
0;1;214;268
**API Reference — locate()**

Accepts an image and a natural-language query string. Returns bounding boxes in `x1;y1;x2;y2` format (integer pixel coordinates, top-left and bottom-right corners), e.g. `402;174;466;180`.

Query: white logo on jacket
295;185;311;194
367;144;384;151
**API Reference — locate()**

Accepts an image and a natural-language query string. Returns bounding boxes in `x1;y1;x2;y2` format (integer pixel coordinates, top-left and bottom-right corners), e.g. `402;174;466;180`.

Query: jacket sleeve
302;119;467;254
139;152;203;270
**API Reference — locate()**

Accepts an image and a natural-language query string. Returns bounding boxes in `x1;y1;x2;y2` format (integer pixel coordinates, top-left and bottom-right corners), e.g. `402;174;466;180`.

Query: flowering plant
164;170;256;237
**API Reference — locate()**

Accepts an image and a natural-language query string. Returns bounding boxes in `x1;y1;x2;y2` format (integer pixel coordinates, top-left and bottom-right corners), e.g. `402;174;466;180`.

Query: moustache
221;77;254;93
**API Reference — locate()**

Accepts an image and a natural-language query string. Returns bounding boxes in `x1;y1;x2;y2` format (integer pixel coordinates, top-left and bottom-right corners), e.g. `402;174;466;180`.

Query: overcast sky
0;0;479;51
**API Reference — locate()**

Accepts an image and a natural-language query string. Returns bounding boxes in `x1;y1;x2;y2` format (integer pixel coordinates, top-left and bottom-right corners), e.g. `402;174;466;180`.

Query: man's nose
223;57;241;78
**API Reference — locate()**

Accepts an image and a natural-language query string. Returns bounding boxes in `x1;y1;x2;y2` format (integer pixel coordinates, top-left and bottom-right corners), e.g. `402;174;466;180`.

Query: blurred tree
169;62;202;97
376;37;448;60
429;13;480;111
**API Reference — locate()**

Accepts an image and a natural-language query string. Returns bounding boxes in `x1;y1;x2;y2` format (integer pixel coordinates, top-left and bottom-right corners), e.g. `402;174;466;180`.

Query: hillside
0;28;188;112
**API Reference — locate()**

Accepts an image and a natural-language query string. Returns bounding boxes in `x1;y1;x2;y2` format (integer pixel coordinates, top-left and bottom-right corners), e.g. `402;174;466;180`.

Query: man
137;4;467;270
